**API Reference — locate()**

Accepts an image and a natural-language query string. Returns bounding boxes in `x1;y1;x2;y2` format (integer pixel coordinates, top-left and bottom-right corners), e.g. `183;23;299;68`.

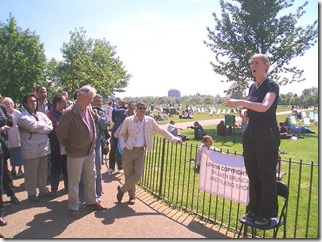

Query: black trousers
243;125;280;219
3;159;14;198
50;153;68;192
0;157;15;215
108;135;123;170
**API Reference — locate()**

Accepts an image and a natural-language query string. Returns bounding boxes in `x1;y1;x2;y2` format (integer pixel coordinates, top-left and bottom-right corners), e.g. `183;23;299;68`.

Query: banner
198;149;249;205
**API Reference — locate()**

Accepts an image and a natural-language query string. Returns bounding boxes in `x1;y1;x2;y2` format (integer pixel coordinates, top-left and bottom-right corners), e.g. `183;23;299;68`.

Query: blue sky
0;0;318;98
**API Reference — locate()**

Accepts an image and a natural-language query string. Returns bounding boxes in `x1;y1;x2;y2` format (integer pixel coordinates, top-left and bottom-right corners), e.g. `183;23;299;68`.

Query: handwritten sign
198;149;249;205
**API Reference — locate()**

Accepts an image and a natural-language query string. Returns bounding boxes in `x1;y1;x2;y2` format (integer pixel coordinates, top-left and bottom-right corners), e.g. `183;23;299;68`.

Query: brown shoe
128;197;135;205
117;186;124;202
86;203;107;211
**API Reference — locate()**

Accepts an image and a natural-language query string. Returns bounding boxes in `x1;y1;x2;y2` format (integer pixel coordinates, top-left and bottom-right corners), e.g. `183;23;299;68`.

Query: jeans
95;139;102;197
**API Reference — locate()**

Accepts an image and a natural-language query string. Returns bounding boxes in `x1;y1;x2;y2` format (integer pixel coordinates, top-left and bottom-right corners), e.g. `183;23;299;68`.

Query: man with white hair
56;85;106;219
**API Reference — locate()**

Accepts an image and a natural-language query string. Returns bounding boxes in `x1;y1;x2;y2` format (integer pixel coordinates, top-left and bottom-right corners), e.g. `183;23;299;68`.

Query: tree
204;0;318;94
301;87;318;98
48;28;131;97
204;95;215;105
0;14;46;103
45;57;63;99
302;87;318;105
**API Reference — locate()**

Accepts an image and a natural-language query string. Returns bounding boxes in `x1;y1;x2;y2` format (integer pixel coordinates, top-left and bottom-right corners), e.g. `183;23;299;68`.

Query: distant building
168;89;181;97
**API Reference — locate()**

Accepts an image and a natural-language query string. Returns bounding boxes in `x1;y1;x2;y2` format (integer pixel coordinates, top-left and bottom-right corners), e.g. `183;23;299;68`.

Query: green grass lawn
154;105;292;125
155;105;318;164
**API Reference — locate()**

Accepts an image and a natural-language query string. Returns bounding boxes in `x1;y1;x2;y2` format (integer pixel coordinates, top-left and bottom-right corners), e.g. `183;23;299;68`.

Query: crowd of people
0;84;183;223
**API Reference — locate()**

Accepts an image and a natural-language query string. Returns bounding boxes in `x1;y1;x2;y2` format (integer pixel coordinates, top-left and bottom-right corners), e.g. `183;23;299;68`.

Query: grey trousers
67;152;97;210
23;155;49;196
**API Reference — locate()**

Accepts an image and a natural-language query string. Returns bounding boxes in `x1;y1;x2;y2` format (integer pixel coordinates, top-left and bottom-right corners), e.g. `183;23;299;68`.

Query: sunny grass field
154;105;318;163
149;105;319;238
178;113;318;164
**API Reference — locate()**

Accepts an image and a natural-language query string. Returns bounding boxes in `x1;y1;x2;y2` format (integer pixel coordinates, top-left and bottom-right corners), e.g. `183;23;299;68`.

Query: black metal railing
139;137;319;239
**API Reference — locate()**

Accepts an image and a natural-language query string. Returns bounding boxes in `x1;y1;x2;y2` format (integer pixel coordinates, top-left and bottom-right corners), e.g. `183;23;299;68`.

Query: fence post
158;138;166;198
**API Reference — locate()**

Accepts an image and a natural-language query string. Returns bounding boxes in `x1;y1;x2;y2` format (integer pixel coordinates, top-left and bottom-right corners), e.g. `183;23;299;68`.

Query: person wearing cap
116;101;181;205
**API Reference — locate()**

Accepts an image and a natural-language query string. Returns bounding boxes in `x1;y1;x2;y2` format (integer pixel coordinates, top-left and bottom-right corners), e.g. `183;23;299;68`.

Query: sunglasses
137;106;147;110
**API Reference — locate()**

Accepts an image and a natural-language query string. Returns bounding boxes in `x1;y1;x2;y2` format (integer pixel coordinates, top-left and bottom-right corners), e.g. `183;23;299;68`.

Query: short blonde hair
250;53;270;73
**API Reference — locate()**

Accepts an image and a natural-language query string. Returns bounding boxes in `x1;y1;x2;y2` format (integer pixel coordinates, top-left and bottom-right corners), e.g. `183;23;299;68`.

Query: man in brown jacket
56;85;106;218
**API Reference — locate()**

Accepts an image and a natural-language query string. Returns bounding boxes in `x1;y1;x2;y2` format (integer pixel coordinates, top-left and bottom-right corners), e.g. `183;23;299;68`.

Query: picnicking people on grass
167;120;187;141
223;53;280;227
216;120;228;136
284;117;315;134
187;121;207;140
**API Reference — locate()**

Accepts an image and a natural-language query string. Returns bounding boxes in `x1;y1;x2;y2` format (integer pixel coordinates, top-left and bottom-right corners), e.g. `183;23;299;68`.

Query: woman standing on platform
223;53;280;226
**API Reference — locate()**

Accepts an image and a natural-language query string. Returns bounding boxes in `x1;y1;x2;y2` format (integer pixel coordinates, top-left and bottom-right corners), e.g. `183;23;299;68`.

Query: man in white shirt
117;102;181;205
166;120;182;136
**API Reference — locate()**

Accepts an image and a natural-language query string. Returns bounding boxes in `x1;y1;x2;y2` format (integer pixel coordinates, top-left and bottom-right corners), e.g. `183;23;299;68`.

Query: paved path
1;170;231;239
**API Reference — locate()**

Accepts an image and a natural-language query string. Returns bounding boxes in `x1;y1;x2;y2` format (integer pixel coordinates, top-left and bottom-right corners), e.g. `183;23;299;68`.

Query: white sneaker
106;168;114;174
97;197;102;203
118;169;124;174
